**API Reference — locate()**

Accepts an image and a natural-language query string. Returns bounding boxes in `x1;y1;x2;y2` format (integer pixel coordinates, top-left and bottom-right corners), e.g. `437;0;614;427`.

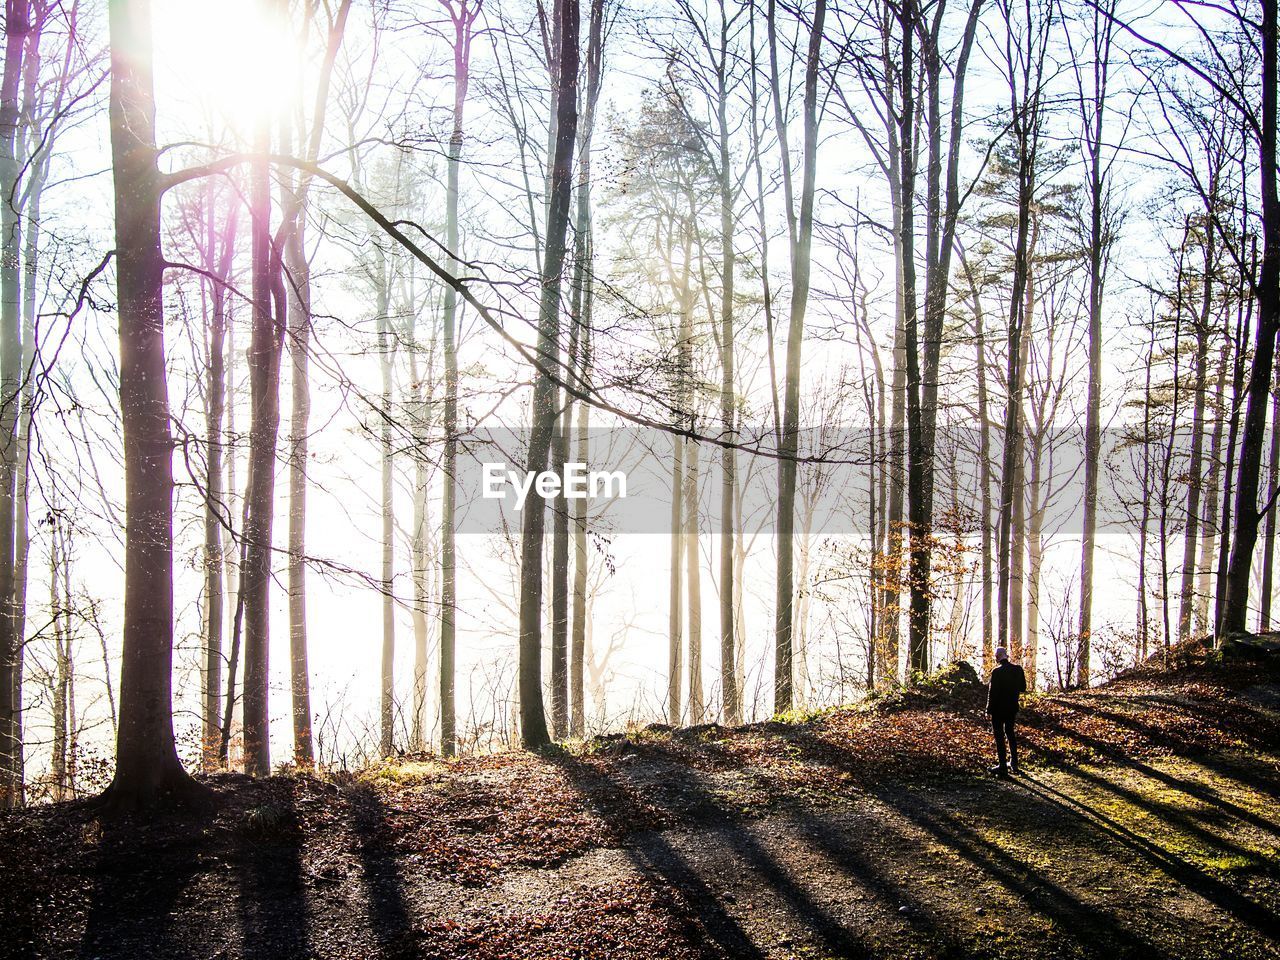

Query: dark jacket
987;661;1027;717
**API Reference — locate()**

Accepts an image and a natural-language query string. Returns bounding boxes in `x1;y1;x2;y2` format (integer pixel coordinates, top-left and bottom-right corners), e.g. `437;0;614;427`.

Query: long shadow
1051;760;1269;866
236;784;313;960
552;752;901;960
79;808;214;960
346;783;416;960
544;751;767;959
1032;701;1280;834
779;727;1161;958
1020;772;1280;940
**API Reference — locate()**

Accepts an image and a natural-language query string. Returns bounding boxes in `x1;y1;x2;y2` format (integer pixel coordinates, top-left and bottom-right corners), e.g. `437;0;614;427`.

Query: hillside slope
2;647;1278;960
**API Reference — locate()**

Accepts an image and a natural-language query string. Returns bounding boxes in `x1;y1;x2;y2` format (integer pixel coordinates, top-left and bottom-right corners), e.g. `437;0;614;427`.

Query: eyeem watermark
482;462;628;511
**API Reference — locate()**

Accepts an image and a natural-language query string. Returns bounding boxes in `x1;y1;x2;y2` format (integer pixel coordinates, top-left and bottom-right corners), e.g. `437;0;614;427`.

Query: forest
0;0;1278;957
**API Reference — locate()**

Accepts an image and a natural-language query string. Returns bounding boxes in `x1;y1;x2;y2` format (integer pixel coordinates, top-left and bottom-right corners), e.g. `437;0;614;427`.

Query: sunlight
157;0;302;137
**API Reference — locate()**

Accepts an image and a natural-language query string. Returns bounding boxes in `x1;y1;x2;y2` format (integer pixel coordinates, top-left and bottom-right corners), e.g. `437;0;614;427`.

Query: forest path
2;658;1278;959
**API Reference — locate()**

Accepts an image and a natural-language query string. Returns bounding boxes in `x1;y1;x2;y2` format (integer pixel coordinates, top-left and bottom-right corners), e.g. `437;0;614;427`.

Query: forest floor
2;642;1279;960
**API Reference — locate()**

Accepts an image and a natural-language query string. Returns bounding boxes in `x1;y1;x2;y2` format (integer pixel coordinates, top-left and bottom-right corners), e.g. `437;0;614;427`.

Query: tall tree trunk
1260;362;1280;628
1076;0;1114;689
1215;286;1251;633
1026;439;1043;687
1221;0;1280;635
569;0;604;740
240;106;283;778
1196;339;1230;633
202;188;234;771
103;0;197;809
713;0;740;725
439;0;477;758
11;21;48;798
685;438;703;723
1009;250;1035;660
769;0;824;712
517;0;579;749
1179;232;1214;640
409;337;432;751
668;429;684;726
51;514;66;801
378;272;396;758
549;412;570;740
0;0;29;806
284;142;314;769
967;262;994;670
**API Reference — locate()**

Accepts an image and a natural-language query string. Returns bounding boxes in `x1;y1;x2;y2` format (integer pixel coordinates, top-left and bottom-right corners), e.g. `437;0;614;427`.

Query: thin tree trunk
51;515;66;801
378;270;396;758
240;105;284;778
202;187;234;771
668;430;684;726
439;0;477;758
685;438;703;723
1260;361;1280;629
1076;0;1114;689
713;0;739;725
769;0;824;712
1179;232;1214;640
516;0;579;749
1196;339;1230;633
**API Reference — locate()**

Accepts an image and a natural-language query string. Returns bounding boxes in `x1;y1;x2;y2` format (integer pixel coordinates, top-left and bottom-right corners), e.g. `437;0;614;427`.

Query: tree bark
770;0;824;712
1221;0;1280;635
102;0;198;809
517;0;578;749
240;108;284;777
0;0;29;806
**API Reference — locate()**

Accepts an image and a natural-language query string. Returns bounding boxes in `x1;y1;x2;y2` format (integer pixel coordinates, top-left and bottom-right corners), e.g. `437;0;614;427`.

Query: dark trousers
991;712;1018;771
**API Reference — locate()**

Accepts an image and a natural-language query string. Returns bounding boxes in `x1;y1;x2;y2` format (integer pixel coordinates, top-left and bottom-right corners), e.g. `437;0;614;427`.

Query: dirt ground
2;647;1278;960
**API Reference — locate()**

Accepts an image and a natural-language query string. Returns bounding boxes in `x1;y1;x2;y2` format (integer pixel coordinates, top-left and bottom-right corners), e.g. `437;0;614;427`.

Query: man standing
987;646;1027;778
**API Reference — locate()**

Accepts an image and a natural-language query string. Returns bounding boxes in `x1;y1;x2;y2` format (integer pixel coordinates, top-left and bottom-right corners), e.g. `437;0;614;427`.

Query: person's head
995;646;1009;663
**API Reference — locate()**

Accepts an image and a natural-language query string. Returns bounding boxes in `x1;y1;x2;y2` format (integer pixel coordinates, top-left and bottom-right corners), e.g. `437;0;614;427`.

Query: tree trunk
1196;339;1230;634
378;270;396;758
1260;361;1280;628
713;0;740;725
284;138;314;769
685;438;703;723
1076;0;1114;689
103;0;197;809
517;0;579;750
0;0;29;807
240;109;283;778
668;431;684;726
1179;233;1214;640
203;186;234;770
51;515;66;801
770;0;824;712
1221;0;1280;636
568;0;604;740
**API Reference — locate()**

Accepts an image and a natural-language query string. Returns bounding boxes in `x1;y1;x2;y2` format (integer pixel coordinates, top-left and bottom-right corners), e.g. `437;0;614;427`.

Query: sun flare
156;0;303;137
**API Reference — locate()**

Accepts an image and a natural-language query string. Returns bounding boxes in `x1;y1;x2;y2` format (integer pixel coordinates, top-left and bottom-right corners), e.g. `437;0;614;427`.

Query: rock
1220;631;1280;658
899;905;911;915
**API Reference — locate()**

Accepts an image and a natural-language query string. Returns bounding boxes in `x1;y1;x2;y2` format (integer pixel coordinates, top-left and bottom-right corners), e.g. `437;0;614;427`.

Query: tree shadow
544;750;765;958
1021;770;1280;939
235;784;313;960
548;749;884;959
79;808;214;959
345;783;416;960
852;782;1163;957
1031;700;1280;832
777;726;1165;957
